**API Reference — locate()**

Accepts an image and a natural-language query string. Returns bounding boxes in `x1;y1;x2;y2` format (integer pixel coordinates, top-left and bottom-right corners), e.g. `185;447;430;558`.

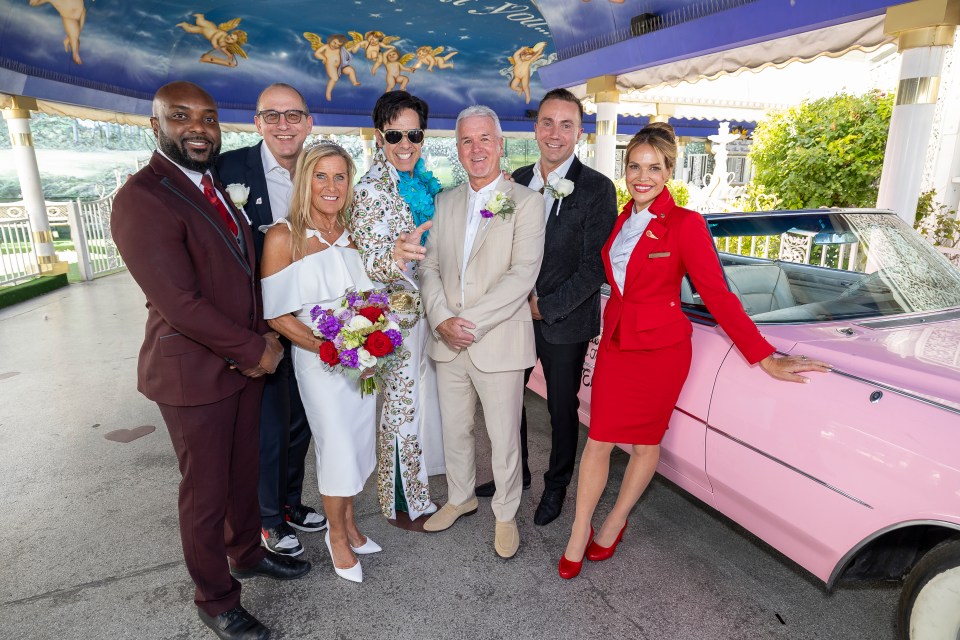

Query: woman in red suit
558;123;830;579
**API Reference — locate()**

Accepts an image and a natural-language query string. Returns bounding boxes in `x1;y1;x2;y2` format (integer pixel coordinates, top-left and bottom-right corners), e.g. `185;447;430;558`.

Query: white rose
486;192;504;214
348;315;373;332
225;183;250;208
386;320;401;332
356;348;377;369
553;178;575;198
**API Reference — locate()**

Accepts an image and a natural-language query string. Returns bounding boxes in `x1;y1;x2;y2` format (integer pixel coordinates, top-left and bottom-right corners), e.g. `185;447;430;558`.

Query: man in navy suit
475;89;617;526
217;83;327;557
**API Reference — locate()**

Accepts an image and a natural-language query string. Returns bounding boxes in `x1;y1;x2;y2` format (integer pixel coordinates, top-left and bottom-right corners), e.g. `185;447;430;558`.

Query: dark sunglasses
379;128;425;144
256;109;308;124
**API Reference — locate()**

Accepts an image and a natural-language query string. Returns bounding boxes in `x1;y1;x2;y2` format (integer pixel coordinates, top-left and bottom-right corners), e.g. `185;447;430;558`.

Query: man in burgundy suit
112;81;310;640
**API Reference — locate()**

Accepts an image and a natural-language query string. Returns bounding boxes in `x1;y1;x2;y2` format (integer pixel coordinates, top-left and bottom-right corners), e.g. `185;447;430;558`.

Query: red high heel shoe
558;527;594;580
585;520;627;562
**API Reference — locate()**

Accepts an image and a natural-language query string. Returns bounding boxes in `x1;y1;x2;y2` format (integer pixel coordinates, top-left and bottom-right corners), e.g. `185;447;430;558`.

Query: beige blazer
420;179;545;373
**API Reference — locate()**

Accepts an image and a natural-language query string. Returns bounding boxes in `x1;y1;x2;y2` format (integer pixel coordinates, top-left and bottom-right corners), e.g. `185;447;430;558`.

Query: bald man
112;81;310;640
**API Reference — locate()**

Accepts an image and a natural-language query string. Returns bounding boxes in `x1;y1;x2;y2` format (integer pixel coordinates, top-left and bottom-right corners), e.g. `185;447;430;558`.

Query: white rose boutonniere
480;191;517;221
547;178;575;199
225;183;250;208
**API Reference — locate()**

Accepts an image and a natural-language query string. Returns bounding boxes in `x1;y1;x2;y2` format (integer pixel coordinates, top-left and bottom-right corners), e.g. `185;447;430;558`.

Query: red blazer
112;152;268;406
601;189;774;365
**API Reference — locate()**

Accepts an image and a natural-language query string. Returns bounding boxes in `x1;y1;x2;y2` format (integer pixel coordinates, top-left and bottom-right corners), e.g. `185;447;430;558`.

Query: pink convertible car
529;209;960;640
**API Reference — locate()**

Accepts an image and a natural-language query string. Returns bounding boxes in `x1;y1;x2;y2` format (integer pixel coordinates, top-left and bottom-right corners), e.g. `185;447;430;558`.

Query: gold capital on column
886;0;960;50
361;127;375;141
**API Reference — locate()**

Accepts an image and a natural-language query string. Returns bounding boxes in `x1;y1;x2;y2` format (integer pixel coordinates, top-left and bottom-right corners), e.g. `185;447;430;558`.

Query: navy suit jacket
512;156;617;344
217;141;275;265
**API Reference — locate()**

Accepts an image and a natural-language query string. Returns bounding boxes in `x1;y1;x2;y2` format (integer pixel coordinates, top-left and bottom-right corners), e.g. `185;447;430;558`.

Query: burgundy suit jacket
112;152;268;406
601;188;774;365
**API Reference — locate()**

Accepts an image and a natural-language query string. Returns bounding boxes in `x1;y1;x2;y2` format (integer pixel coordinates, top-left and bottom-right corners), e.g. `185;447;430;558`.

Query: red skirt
588;336;692;445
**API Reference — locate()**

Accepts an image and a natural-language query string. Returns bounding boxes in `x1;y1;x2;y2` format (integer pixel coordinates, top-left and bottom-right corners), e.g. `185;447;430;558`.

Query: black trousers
520;320;590;491
258;342;311;528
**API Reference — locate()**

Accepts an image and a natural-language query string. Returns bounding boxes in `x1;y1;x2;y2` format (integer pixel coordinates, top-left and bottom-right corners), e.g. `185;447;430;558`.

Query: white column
580;133;597;169
877;1;958;224
361;128;376;172
588;76;619;181
2;96;67;275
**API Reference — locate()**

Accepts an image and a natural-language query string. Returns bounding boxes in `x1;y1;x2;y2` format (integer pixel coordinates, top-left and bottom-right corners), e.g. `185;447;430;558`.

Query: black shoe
476;470;531;498
284;503;328;533
198;605;269;640
533;487;566;526
230;553;311;581
260;521;303;556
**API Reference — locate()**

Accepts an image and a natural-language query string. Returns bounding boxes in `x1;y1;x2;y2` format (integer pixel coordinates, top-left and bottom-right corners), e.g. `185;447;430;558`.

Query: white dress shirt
527;153;576;224
610;204;654;294
261;142;294;222
461;175;502;305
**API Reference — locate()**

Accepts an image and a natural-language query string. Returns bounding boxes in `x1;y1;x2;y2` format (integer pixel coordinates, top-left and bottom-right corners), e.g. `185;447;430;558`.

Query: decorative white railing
0;188;124;285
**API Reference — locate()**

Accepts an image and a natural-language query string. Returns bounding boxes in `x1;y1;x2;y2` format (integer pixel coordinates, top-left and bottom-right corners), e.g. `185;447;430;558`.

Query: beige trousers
435;350;524;521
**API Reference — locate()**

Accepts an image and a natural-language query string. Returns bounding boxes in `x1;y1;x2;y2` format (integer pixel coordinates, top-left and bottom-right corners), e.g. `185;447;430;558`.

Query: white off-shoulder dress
260;220;376;497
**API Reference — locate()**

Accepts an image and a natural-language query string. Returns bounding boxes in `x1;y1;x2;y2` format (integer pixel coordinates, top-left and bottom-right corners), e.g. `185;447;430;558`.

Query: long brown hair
287;141;356;260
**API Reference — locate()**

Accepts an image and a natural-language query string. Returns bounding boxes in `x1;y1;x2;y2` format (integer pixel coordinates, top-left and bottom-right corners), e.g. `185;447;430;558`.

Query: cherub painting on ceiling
504;42;547;104
28;0;86;65
304;32;362;101
412;46;458;72
383;50;415;92
177;14;248;67
347;30;399;73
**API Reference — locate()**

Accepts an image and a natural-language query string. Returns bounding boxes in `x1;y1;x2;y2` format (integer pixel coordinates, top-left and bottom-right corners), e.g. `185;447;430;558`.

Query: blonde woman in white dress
260;142;380;583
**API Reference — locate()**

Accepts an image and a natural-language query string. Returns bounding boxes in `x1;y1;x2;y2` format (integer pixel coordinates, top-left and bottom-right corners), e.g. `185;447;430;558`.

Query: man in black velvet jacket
475;89;617;526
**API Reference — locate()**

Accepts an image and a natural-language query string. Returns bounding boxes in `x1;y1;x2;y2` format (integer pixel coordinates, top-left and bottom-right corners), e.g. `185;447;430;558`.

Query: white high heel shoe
350;536;382;555
325;530;362;583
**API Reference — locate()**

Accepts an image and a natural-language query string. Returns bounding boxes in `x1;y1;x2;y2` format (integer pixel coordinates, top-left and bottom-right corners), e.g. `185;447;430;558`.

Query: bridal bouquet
310;289;407;396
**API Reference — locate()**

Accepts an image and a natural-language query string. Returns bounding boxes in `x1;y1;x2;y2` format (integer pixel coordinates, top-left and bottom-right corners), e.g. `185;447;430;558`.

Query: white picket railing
69;188;125;280
0;216;38;286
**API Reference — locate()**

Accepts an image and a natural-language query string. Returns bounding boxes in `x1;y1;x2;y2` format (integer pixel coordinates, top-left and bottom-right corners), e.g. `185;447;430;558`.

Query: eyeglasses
256;109;309;124
379;128;425;145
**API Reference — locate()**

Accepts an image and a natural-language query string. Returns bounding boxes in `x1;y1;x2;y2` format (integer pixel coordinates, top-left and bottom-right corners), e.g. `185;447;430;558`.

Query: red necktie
200;174;239;237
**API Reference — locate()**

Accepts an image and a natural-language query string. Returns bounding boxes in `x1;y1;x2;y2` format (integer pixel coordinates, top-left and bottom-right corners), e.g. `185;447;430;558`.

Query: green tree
750;90;893;208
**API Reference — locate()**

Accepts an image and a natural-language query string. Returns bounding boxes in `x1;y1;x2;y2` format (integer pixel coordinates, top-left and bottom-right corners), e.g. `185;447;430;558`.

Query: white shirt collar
260;142;288;176
530;153;576;191
469;174;502;201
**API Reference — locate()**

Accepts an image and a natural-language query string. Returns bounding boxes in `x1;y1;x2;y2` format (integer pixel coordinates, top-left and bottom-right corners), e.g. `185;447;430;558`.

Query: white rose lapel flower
544;177;575;215
225;183;252;224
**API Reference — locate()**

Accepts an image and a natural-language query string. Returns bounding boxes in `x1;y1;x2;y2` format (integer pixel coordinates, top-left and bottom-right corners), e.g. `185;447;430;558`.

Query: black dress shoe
533;487;566;526
475;470;532;498
198;605;269;640
230;553;311;581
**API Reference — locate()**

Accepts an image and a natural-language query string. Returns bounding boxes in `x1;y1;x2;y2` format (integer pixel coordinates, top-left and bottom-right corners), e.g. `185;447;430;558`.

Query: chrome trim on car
826;367;960;418
708;427;873;510
826;520;960;590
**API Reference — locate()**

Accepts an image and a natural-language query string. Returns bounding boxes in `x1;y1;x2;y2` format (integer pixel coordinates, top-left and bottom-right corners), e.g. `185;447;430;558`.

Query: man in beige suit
419;105;544;558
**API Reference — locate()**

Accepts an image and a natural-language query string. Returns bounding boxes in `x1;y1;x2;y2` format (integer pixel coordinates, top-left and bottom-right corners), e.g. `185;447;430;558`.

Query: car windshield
680;210;960;323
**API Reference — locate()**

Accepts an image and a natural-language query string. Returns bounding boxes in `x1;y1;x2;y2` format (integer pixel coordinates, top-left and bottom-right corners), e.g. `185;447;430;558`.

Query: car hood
764;312;960;413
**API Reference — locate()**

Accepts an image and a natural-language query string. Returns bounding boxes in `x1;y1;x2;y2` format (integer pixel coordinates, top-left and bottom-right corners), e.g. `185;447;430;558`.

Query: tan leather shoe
422;497;479;532
494;519;520;558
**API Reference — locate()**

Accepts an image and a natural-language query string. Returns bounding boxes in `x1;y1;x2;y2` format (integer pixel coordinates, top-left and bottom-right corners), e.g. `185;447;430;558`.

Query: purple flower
480;209;494;219
333;334;345;349
335;307;355;323
346;291;363;307
309;305;323;323
384;329;403;347
385;312;399;324
339;348;360;368
367;291;389;306
316;313;342;341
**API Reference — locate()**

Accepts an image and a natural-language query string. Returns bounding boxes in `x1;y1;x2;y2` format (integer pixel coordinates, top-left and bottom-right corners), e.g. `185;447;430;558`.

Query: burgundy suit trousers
158;379;266;616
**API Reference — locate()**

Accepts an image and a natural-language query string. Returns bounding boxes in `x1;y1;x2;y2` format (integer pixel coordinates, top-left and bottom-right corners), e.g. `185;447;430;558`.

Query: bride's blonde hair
287;141;356;260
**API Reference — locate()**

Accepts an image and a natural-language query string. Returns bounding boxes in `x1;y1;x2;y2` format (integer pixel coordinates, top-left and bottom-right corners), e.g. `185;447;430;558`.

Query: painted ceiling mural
0;0;750;132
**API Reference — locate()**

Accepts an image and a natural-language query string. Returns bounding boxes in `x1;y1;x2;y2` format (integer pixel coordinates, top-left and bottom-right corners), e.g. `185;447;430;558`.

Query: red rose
358;306;384;324
318;340;340;365
365;330;394;357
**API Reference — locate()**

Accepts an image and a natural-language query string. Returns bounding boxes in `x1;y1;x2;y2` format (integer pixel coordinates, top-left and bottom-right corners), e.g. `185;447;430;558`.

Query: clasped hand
393;221;432;271
240;331;284;378
437;317;476;350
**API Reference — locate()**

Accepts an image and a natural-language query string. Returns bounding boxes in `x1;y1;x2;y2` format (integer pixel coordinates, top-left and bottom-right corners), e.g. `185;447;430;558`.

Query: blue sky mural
0;0;569;128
